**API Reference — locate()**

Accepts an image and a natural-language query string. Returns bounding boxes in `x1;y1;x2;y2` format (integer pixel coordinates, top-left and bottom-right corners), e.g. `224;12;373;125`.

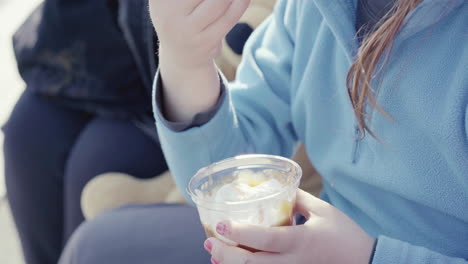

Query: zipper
351;126;362;164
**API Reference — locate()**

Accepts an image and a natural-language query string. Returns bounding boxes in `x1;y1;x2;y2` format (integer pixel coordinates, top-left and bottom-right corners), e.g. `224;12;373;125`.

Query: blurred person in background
58;0;467;263
1;0;167;263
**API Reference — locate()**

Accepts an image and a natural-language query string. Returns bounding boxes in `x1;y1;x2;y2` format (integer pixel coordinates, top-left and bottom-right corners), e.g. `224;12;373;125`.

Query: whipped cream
214;176;283;203
196;170;294;236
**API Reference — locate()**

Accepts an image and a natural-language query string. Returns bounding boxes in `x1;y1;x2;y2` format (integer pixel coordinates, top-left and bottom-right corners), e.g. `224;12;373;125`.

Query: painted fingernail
203;240;213;253
204;240;213;253
211;257;220;264
216;222;229;236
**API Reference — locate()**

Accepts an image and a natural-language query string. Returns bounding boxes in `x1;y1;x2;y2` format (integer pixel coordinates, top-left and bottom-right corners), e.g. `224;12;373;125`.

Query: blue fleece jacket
154;0;468;262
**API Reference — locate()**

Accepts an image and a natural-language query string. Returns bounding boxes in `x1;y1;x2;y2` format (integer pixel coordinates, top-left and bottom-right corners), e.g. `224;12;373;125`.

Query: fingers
202;0;251;40
215;221;299;253
295;189;332;219
189;0;233;29
206;238;284;264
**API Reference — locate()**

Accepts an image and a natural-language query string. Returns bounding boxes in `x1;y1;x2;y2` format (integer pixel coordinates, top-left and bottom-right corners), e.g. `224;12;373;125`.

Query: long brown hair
347;0;423;139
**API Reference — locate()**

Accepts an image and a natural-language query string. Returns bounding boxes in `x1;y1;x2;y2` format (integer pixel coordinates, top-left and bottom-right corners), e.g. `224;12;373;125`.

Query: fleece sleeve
373;236;468;264
153;0;297;199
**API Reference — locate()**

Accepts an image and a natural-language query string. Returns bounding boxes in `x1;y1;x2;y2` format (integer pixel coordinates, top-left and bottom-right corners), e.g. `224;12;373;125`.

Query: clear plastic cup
187;154;302;248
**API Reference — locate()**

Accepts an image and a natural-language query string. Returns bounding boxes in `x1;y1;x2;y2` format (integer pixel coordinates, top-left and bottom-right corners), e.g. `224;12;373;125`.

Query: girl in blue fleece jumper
59;0;467;263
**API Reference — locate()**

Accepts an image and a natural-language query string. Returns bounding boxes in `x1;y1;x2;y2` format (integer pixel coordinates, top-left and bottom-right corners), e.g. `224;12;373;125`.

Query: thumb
295;189;332;219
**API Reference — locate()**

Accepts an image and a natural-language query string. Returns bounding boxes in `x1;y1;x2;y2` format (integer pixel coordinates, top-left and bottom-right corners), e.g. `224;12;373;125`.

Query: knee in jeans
60;213;116;264
3;115;62;179
3;118;43;162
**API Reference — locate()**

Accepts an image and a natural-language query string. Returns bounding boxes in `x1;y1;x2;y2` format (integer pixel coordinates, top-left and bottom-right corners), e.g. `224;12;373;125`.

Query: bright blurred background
1;0;42;263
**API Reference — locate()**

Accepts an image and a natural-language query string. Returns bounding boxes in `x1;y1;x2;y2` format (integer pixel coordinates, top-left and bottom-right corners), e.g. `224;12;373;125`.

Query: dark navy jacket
13;0;157;122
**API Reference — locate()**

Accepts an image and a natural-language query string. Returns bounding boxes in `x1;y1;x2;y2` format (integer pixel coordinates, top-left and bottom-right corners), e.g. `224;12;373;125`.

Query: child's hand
150;0;251;70
204;189;376;264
